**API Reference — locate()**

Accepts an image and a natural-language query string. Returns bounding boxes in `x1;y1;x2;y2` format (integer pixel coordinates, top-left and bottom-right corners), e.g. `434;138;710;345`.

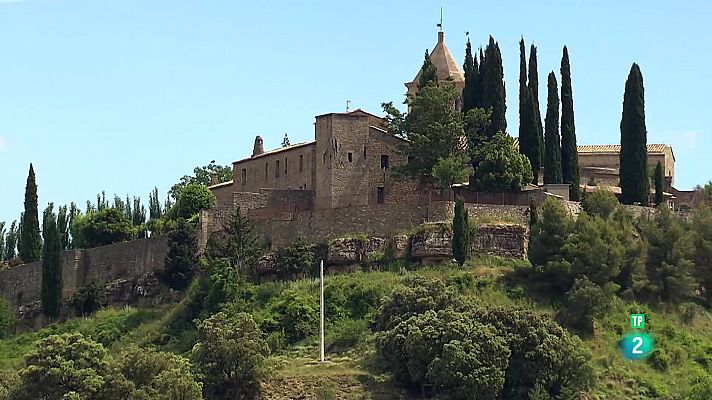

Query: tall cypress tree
528;45;544;164
481;36;507;137
544;72;562;184
56;205;69;250
462;39;480;113
522;88;542;184
4;221;17;261
560;46;580;200
654;161;664;206
418;50;438;91
620;63;648;205
518;38;528;147
19;164;41;263
452;198;470;266
41;204;62;318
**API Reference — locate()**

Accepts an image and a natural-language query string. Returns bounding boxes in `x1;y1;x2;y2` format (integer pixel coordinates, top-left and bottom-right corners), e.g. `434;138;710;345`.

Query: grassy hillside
2;256;711;399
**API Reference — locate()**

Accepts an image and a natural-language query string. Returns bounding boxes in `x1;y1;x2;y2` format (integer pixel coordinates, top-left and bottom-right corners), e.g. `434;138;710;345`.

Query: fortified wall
0;236;168;307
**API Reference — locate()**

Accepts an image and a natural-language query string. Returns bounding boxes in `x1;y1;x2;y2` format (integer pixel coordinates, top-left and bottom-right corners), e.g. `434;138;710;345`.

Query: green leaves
471;132;533;192
620;63;648;205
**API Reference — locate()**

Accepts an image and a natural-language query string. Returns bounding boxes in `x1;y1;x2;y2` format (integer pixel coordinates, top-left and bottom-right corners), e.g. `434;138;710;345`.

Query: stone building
578;144;675;189
210;109;418;212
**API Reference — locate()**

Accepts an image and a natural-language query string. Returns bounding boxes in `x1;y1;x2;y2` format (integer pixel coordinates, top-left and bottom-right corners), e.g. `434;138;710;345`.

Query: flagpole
319;259;325;362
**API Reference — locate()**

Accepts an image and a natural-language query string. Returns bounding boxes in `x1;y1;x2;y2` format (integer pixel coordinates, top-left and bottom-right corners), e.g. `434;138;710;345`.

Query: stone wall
211;182;234;208
234;142;317;192
0;237;168;307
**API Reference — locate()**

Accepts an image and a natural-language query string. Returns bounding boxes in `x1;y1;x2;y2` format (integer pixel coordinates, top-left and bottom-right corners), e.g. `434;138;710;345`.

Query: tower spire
437;7;443;31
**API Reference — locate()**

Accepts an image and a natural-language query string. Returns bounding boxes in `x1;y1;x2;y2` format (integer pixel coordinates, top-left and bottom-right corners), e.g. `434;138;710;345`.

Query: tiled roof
233;141;316;164
408;32;464;87
510;138;671;155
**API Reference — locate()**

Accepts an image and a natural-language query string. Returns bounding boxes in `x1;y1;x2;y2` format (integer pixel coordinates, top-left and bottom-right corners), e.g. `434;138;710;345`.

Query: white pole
319;259;325;362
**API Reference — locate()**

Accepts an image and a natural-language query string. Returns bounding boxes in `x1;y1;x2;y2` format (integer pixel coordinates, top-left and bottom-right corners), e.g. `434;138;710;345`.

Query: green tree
452;198;470;266
275;237;315;280
620;63;649;204
543;72;562;184
481;36;507;137
518;39;527;147
10;333;109;399
172;183;216;219
0;222;5;262
640;207;695;302
691;207;712;305
56;205;69;250
520;88;542;183
205;207;260;279
269;289;318;344
41;204;62;319
149;187;162;220
560;46;581;200
528;198;573;267
581;189;619;219
462;38;481;112
432;156;471;190
471;132;533;192
67;202;79;249
4;221;17;261
170;161;232;199
74;208;135;248
529;196;539;227
158;218;199;291
556;278;614;336
191;312;269;400
565;213;624;286
383;83;464;181
654;161;664;205
528;44;544;163
464;107;492;170
18;164;41;263
417;50;438;91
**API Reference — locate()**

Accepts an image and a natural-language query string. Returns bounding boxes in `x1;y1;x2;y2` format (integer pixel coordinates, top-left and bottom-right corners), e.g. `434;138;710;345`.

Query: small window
265;163;268;179
348;152;353;162
377;187;385;204
323;152;326;164
276;160;280;178
381;155;390;169
299;155;304;172
241;169;247;185
285;158;288;175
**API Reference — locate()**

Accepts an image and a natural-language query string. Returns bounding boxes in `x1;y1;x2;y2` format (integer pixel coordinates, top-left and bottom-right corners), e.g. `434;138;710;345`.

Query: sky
1;0;710;224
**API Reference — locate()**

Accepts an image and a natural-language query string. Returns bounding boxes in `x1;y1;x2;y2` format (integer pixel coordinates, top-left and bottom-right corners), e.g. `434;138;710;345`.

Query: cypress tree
462;39;480;113
0;222;4;262
57;205;69;250
4;221;17;261
518;38;528;148
560;46;581;200
620;63;648;205
528;45;544;164
418;50;438;91
529;196;539;227
522;88;542;184
544;72;563;184
19;164;41;263
452;198;470;266
41;204;62;318
481;36;507;137
654;161;664;206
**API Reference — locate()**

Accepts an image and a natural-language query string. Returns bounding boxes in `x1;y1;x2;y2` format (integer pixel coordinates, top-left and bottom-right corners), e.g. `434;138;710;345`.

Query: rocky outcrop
410;223;454;264
257;253;279;276
472;223;529;259
327;237;386;266
390;235;410;259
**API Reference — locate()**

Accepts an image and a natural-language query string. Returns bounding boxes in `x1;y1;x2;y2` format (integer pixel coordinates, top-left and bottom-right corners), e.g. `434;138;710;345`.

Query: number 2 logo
632;336;643;354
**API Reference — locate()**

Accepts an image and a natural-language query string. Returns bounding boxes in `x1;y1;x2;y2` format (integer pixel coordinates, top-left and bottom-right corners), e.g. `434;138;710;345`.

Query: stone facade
577;144;675;188
0;236;168;307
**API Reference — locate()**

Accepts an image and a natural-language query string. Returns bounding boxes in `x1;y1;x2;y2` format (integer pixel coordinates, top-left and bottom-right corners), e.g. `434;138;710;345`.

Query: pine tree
544;72;563;184
481;36;507;137
654;161;664;206
620;63;648;205
418;50;438;91
19;164;41;263
41;204;62;318
560;46;581;200
452;198;470;266
158;218;198;291
528;44;544;164
462;39;480;112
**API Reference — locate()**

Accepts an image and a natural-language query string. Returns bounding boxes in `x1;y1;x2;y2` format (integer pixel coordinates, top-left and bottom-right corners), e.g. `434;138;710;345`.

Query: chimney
209;171;218;186
438;31;444;44
252;135;264;157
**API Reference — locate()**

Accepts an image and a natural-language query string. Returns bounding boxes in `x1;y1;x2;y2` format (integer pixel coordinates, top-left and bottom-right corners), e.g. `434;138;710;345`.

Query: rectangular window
348;152;353;162
241;169;247;185
381;155;390;169
299;155;304;172
285;158;288;175
265;163;268;179
323;152;326;164
276;160;280;178
377;187;385;204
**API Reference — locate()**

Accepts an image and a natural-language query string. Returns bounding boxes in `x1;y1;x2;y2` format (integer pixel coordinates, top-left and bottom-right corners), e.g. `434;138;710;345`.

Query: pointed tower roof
406;31;465;91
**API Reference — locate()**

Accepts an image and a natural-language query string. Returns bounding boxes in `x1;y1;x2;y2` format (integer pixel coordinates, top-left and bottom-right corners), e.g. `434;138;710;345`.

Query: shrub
73;208;135;248
157;218;199;291
326;319;369;353
581;189;619;219
647;348;671;371
268;290;318;344
172;183;216;219
0;299;15;339
70;280;104;317
275;237;315;280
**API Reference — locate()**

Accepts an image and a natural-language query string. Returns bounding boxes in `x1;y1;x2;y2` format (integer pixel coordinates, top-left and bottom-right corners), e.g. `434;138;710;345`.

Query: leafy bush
647;348;671;371
470;132;533;192
556;279;615;336
172;183;216;219
191;311;269;400
70;280;104;317
267;290;318;344
326;319;369;353
73;208;135;248
581;189;619;218
275;237;315;280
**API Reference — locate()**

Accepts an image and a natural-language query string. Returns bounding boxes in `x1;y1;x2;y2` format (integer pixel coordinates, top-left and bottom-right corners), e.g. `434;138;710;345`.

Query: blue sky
1;0;710;224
